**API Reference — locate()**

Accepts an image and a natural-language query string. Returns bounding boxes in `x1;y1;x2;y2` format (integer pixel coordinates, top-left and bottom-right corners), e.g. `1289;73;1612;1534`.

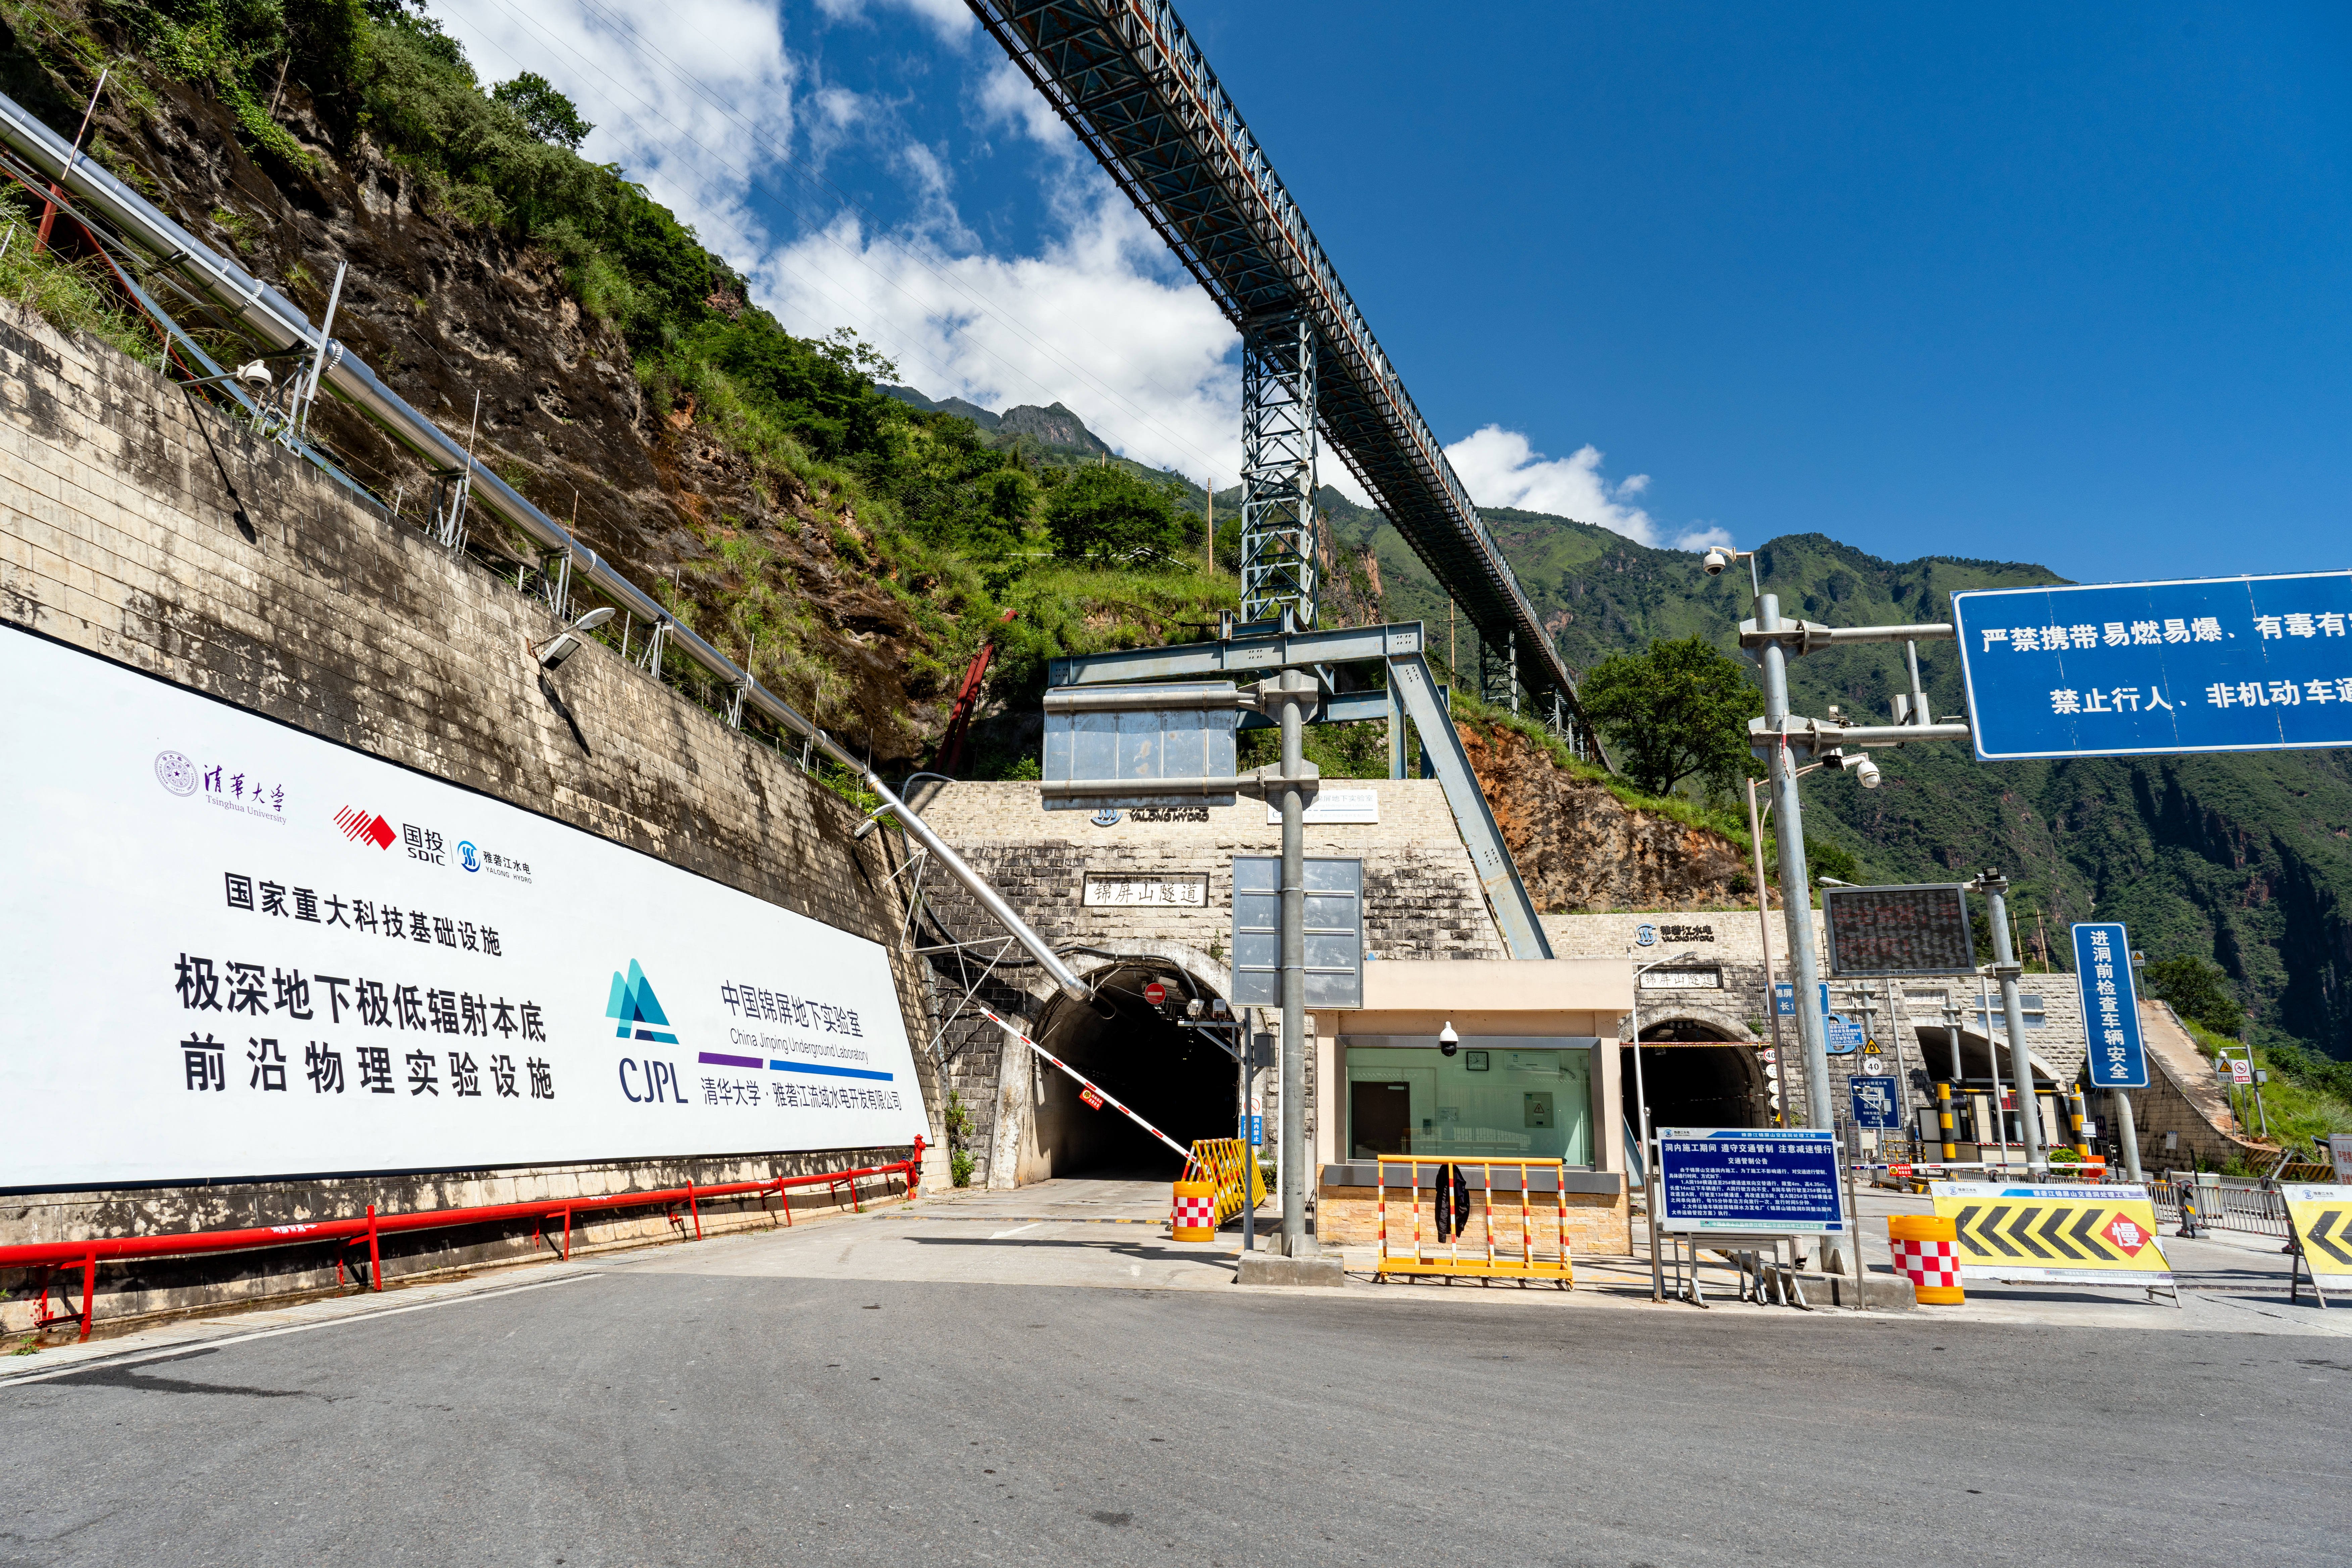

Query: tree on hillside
1043;465;1187;563
2144;954;2243;1037
1578;636;1764;801
492;73;593;150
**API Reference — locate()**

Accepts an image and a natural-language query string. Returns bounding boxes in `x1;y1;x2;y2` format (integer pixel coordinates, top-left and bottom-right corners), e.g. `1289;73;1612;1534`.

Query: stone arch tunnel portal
1026;957;1240;1182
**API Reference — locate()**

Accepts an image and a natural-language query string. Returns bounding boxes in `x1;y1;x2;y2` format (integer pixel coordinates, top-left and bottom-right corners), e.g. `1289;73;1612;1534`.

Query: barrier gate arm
981;1007;1190;1160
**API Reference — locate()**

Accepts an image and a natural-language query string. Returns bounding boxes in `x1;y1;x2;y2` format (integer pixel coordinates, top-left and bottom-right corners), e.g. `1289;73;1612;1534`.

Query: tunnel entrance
1024;960;1239;1182
1626;1020;1770;1131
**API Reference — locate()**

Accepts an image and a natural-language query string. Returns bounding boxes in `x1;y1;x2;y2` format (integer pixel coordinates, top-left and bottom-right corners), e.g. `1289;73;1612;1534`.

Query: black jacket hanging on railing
1432;1163;1471;1241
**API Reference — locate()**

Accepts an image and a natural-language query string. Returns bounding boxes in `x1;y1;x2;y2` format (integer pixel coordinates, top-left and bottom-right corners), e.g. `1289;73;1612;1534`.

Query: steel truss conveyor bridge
971;0;1606;763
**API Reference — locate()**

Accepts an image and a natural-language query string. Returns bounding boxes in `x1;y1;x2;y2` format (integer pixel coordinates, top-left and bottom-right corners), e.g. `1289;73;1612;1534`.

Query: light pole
1972;869;2044;1173
1710;539;1970;1272
1628;948;1703;1302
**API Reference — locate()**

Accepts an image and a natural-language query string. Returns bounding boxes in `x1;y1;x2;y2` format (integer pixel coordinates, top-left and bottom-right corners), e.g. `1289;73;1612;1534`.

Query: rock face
1454;717;1751;912
997;401;1112;456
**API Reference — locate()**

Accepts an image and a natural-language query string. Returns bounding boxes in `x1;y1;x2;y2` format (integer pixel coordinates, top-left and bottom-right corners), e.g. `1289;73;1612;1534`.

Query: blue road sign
1952;573;2352;761
1849;1079;1904;1130
1773;982;1830;1018
1825;1013;1865;1055
1656;1128;1847;1234
2073;922;2148;1089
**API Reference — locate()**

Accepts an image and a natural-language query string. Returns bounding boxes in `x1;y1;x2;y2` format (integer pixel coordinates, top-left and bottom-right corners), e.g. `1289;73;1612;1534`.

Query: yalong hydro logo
607;961;678;1045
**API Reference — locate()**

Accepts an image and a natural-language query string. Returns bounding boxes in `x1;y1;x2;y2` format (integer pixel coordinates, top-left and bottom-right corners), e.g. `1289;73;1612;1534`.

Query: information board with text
1656;1128;1846;1234
1953;572;2352;761
0;628;927;1191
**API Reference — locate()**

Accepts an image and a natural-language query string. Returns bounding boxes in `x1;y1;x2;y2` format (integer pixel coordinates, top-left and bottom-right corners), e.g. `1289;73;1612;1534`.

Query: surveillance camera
1438;1021;1460;1058
1701;547;1729;577
1854;756;1882;789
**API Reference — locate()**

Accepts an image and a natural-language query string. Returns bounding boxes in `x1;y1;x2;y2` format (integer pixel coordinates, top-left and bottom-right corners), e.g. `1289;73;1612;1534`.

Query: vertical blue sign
1952;573;2352;761
2072;923;2147;1089
1849;1079;1903;1130
1773;982;1830;1017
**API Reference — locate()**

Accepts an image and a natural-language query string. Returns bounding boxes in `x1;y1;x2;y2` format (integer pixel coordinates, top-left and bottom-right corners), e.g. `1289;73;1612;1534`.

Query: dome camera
1701;547;1729;577
1854;756;1882;789
1438;1021;1460;1058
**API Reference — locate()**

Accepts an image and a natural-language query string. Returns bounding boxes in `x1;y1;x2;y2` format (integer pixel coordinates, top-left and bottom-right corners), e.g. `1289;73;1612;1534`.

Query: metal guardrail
2148;1172;2291;1239
0;85;1090;1005
6;1142;924;1341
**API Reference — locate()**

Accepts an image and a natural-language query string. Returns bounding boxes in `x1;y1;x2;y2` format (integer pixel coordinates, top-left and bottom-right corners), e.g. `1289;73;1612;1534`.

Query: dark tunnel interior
1032;964;1239;1180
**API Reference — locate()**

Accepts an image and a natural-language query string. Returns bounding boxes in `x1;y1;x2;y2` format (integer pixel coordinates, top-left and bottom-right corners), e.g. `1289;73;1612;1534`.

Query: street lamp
532;605;617;670
1629;947;1702;1301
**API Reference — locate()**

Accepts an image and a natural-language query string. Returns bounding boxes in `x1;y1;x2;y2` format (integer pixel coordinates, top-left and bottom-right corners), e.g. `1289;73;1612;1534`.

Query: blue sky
433;1;2349;580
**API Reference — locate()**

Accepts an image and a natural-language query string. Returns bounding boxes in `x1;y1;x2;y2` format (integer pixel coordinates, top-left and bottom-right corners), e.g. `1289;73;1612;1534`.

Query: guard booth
1311;958;1634;1254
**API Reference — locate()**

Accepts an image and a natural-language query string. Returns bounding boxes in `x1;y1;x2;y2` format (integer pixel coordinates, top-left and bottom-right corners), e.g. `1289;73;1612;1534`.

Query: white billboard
0;627;927;1191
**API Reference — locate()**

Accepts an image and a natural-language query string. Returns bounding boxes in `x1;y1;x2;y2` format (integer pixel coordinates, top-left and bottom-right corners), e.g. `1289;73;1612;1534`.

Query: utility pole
1974;870;2043;1173
2115;953;2148;1180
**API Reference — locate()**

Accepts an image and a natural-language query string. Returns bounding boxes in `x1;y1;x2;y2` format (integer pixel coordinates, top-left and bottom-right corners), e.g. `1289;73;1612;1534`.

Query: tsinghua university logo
154;750;198;796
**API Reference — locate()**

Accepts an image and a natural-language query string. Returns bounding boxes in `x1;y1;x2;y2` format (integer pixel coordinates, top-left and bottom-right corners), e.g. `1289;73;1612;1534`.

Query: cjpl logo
606;960;678;1045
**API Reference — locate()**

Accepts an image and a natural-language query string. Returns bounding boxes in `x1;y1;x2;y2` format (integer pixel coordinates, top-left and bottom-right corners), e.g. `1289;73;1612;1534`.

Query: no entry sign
1143;981;1167;1006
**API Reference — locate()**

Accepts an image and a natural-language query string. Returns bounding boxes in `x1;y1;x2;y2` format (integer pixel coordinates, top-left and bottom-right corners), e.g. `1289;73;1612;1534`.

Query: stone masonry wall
904;781;1506;1188
0;304;941;1337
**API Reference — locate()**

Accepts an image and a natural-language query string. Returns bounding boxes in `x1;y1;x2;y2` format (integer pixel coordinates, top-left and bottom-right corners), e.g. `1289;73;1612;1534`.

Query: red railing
3;1139;925;1341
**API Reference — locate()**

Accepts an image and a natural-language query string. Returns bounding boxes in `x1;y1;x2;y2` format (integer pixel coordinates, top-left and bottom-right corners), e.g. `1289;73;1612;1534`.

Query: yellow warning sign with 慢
1928;1183;2175;1285
2282;1183;2352;1298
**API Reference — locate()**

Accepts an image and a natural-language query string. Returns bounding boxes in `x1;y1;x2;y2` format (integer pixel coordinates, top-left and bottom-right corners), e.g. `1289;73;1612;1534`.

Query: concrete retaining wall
0;304;941;1338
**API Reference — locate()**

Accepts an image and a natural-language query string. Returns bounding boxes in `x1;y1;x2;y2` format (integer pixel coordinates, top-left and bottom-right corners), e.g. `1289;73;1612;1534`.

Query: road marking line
0;1273;599;1390
990;1223;1044;1239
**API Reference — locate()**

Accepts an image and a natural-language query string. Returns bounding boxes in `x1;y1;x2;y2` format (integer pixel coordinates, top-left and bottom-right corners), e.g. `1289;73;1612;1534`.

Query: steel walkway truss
969;0;1606;758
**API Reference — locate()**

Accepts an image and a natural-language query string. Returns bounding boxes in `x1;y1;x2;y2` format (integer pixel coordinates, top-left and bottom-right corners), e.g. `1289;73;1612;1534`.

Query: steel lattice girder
1240;310;1318;626
968;0;1601;748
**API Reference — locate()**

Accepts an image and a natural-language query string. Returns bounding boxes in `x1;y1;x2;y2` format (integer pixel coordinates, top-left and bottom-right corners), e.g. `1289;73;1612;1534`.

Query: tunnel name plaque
1082;874;1209;908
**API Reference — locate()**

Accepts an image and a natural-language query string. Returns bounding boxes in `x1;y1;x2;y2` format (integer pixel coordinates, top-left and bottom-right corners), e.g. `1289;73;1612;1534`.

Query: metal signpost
1951;572;2352;761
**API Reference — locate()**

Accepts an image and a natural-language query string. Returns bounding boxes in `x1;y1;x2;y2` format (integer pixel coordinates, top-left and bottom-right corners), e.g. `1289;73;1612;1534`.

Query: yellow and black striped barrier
1180;1138;1267;1228
1929;1182;2180;1305
2282;1184;2352;1307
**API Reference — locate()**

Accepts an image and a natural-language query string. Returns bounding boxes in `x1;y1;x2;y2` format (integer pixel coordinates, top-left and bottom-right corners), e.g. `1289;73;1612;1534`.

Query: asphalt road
3;1248;2344;1568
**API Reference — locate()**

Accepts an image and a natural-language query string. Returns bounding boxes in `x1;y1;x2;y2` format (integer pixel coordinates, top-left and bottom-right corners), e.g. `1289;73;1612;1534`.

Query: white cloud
1444;425;1719;550
427;0;796;264
979;57;1070;149
814;0;974;43
756;188;1243;484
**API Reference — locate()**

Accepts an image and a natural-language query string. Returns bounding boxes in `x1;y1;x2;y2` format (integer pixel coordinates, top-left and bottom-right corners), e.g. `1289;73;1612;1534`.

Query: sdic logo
1635;923;1658;947
154;750;198;796
459;840;480;872
1090;807;1122;828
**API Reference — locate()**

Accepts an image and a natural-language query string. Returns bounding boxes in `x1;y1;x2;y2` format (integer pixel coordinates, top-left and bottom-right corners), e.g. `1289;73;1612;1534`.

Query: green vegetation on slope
0;0;1235;748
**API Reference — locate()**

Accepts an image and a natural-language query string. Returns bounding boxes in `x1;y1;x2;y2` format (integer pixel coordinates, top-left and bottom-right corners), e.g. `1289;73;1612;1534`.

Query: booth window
1345;1045;1591;1166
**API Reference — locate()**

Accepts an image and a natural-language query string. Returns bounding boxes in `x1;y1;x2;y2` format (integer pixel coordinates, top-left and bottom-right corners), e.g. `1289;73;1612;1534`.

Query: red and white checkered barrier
1892;1236;1961;1291
1171;1189;1217;1236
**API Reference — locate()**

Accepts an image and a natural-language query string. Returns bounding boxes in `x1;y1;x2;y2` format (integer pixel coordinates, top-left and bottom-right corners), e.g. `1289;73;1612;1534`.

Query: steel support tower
1239;310;1319;628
